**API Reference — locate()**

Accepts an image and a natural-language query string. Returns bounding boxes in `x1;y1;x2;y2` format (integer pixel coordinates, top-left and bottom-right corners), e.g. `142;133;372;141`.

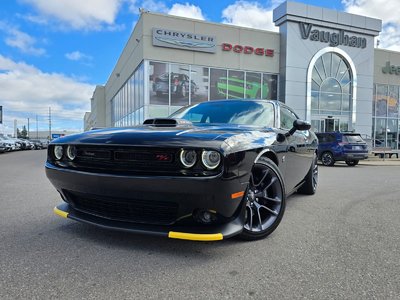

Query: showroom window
372;84;399;149
112;62;145;127
309;50;355;133
148;60;278;106
114;61;279;127
311;52;352;115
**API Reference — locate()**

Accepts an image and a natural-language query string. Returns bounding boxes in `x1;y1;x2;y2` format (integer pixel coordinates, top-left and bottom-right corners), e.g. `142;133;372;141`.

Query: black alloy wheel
298;153;318;195
345;160;359;166
321;152;335;166
240;158;286;240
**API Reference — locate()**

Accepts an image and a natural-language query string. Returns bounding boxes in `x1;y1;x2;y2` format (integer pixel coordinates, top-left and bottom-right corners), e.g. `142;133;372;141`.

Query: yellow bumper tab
168;231;223;241
53;207;69;219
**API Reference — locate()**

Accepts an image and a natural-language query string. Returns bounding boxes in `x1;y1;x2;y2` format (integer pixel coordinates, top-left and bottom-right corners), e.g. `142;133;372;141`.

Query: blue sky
0;0;398;134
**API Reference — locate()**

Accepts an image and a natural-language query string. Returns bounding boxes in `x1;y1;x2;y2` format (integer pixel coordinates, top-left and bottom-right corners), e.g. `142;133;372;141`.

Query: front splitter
53;203;245;241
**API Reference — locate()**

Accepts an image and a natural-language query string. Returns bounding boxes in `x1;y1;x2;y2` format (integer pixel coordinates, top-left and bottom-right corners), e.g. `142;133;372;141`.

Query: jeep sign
382;61;400;75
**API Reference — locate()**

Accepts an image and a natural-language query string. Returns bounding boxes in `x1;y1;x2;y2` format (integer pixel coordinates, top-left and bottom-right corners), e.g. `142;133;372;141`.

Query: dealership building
85;1;400;149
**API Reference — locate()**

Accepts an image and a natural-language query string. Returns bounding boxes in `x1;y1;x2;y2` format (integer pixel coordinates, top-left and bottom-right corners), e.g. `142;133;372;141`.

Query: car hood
52;124;278;154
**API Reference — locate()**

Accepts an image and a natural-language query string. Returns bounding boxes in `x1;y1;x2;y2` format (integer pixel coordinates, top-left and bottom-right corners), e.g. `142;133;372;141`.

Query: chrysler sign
153;28;216;53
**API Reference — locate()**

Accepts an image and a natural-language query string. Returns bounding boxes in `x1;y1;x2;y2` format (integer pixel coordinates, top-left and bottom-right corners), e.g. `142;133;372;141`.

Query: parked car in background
0;137;11;152
29;139;45;149
47;99;318;241
316;132;369;166
153;72;198;98
0;136;18;151
0;141;6;153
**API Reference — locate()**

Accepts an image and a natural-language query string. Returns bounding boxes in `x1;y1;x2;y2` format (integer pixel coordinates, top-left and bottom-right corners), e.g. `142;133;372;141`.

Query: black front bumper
54;203;245;241
46;163;248;240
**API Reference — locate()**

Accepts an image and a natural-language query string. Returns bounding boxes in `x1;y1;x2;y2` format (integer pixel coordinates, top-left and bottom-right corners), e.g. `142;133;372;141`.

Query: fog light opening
193;209;217;224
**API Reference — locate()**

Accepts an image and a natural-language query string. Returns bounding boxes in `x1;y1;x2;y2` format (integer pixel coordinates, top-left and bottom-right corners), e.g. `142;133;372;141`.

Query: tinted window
316;133;336;143
170;101;274;127
343;134;364;143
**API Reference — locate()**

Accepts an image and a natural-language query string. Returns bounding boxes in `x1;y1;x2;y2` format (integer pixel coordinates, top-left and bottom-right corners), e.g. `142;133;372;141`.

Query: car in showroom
152;72;198;98
46;99;318;241
217;75;269;99
316;132;369;166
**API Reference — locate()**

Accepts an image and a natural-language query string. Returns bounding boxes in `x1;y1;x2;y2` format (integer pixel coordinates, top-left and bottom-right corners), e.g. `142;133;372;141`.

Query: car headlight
180;149;197;168
54;145;63;160
66;145;77;161
201;150;221;170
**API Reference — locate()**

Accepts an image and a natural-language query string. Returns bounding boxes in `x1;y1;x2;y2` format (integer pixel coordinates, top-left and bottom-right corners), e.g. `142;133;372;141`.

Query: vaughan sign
299;22;367;49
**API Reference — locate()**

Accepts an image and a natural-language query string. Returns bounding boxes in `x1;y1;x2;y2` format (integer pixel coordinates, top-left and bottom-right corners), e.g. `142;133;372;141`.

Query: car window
171;101;274;127
343;134;364;143
280;106;298;130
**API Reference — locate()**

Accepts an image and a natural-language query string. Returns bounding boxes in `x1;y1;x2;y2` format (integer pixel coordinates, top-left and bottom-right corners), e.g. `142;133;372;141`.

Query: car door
279;105;314;192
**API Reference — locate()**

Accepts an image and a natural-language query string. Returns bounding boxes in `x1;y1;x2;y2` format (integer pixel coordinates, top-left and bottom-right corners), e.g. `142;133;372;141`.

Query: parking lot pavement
361;158;400;166
1;150;399;299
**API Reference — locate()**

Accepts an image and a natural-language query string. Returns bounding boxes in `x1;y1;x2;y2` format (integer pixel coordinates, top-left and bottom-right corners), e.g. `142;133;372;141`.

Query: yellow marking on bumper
231;191;245;199
168;231;223;241
53;207;69;218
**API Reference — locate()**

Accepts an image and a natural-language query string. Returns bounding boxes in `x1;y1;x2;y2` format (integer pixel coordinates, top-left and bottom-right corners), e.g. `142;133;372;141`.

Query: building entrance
311;117;349;133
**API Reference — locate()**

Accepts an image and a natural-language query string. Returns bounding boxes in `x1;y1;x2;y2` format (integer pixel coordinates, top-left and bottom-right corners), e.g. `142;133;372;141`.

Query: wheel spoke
254;190;281;203
254;169;270;187
256;206;263;230
264;196;282;203
246;203;254;231
255;201;278;216
263;176;277;190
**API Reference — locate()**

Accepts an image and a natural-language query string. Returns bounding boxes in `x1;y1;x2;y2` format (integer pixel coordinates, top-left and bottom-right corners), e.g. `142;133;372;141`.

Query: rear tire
298;153;318;195
321;152;335;166
239;158;286;241
345;160;359;166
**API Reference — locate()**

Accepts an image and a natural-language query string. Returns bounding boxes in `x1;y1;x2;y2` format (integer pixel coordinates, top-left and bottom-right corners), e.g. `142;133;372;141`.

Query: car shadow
56;221;240;256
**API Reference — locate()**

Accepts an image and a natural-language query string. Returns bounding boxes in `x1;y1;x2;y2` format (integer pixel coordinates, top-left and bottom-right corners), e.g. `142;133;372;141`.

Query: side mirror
293;119;311;131
285;119;311;137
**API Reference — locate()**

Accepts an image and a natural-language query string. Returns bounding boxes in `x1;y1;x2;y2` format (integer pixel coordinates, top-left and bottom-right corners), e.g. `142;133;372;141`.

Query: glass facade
372;84;400;149
310;52;353;133
111;62;145;127
112;60;278;127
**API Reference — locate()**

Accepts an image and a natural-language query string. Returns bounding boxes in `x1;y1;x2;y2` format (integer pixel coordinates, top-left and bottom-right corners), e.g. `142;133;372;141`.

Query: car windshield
170;100;274;127
343;134;364;143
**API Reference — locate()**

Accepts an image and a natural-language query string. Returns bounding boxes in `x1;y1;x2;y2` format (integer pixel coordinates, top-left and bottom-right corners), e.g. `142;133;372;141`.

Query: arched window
311;52;352;115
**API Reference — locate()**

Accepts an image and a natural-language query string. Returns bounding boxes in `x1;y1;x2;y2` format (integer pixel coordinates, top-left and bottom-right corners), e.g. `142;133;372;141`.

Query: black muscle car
46;99;318;241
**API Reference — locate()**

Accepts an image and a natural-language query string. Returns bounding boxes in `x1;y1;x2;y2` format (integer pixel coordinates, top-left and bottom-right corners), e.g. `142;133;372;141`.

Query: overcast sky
0;0;399;134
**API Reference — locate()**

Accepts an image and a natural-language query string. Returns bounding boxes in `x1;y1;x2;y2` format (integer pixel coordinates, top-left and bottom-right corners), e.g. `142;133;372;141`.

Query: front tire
240;158;286;241
298;153;318;195
321;152;335;166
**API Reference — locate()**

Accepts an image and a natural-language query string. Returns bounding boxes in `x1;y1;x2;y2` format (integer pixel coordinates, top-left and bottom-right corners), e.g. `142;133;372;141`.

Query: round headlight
201;150;221;170
180;149;197;168
54;145;63;160
66;145;77;161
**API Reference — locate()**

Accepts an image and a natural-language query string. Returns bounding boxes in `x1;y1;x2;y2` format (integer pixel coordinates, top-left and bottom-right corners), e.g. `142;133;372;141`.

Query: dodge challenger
46;99;318;241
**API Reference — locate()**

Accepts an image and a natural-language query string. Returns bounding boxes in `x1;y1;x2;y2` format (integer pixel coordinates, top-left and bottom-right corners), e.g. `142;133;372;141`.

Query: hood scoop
143;118;193;127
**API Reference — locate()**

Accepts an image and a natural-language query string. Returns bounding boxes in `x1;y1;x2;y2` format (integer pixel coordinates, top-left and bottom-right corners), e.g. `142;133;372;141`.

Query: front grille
71;146;179;174
65;191;179;225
